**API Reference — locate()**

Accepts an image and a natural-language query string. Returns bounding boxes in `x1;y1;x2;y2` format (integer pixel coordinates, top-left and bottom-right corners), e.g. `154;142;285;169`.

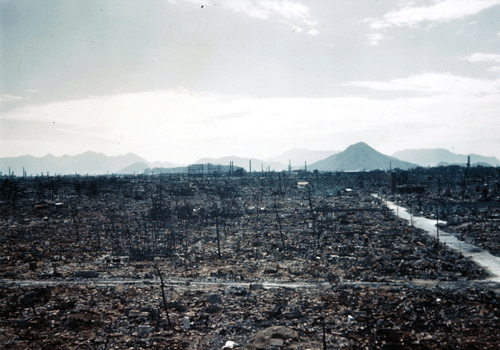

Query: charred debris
1;167;500;349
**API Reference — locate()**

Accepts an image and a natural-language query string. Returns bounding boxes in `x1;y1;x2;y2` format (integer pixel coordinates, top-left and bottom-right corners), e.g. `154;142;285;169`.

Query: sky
1;0;499;164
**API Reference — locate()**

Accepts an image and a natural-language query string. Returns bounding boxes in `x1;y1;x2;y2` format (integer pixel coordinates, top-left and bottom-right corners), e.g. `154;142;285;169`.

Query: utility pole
274;195;285;251
215;201;221;259
436;205;439;246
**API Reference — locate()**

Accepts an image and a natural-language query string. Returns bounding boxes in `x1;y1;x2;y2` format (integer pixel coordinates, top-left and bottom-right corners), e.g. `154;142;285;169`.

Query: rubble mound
248;326;299;348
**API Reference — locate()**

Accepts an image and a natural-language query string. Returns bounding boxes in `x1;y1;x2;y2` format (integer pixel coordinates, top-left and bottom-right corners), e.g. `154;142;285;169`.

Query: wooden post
436;206;439;246
215;202;221;259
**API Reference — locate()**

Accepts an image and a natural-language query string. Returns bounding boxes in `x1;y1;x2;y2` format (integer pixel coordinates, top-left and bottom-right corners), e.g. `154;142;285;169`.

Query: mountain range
0;151;178;176
309;142;416;171
392;149;500;167
0;144;497;176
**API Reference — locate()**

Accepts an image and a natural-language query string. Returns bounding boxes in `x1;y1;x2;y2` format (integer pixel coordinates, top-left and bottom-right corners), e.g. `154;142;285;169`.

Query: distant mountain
117;162;150;175
392;149;500;167
266;148;340;168
149;160;180;168
117;160;180;174
0;152;179;176
194;156;287;172
144;166;188;174
310;142;417;171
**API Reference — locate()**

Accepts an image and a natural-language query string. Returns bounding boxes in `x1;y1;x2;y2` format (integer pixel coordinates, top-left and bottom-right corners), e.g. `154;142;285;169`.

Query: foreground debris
1;282;500;349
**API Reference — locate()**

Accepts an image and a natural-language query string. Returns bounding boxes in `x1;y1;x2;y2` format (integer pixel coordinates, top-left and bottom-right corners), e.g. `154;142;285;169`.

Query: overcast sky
1;0;499;164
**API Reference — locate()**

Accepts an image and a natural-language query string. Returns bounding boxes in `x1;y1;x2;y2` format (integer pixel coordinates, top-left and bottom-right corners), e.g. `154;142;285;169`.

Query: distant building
207;163;222;174
188;164;204;176
188;163;233;176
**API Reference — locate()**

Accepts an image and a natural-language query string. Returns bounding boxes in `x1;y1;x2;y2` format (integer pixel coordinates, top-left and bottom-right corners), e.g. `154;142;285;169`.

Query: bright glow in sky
1;0;499;163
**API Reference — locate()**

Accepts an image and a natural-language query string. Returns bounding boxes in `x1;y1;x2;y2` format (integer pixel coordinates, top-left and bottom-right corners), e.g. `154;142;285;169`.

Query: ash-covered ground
1;169;499;349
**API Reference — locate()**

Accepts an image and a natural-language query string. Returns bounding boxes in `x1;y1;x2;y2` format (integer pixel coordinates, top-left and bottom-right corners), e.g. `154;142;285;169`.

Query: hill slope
310;142;417;171
117;160;180;174
392;149;500;167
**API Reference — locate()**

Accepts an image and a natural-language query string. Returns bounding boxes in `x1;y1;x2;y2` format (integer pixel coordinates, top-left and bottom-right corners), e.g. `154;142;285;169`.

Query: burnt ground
1;172;500;349
1;282;500;349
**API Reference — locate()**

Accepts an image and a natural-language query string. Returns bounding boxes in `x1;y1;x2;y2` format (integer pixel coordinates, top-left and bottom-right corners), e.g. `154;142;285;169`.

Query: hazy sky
1;0;499;164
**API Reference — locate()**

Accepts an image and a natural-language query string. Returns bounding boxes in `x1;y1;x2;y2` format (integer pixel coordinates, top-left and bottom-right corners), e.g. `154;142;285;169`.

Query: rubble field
2;282;500;349
386;166;500;258
1;170;499;349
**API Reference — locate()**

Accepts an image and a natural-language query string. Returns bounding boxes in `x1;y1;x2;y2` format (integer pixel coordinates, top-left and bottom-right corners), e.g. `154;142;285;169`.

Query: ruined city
3;1;500;349
1;162;500;349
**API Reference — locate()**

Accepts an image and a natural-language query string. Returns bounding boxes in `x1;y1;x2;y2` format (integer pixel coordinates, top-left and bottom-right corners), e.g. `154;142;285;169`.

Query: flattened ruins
1;167;500;349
